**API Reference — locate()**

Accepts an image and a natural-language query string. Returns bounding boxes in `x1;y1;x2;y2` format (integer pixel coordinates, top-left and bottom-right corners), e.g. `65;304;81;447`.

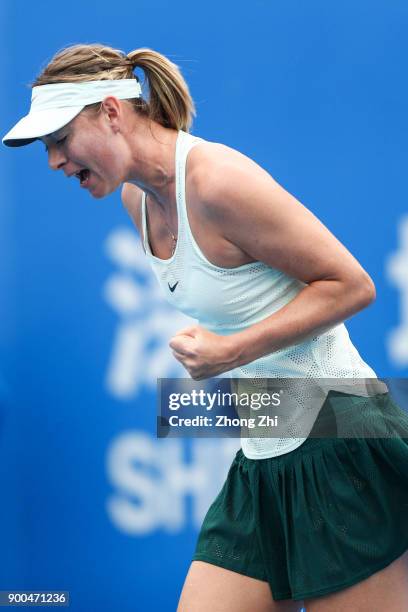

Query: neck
125;120;179;209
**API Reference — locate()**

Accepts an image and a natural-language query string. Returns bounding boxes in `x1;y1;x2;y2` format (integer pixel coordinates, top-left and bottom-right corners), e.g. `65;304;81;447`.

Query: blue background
1;1;408;610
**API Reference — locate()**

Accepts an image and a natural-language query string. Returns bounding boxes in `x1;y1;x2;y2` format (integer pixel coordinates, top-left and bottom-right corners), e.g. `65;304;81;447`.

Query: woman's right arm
121;182;143;234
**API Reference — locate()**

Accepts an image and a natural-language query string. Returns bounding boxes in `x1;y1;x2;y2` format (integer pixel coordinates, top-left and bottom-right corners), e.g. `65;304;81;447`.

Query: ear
100;96;122;132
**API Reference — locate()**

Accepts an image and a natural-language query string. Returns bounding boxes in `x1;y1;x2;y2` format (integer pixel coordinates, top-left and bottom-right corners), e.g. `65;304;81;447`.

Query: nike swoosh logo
168;281;179;293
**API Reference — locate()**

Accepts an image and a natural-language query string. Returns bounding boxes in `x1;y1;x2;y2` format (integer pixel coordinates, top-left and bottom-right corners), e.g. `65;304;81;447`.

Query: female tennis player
3;44;408;612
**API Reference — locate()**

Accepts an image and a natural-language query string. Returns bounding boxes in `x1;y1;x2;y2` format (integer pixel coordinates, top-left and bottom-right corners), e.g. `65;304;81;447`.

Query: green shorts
192;391;408;601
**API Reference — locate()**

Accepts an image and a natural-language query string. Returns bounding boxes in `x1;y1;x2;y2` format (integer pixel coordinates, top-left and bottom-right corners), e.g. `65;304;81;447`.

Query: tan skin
43;97;408;611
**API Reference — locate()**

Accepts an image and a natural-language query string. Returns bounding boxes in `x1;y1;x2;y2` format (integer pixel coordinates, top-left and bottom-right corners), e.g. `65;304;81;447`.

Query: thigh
304;549;408;612
177;561;304;612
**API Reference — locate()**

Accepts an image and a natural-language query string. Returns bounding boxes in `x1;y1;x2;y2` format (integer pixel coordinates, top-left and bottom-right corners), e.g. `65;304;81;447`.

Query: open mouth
75;169;90;187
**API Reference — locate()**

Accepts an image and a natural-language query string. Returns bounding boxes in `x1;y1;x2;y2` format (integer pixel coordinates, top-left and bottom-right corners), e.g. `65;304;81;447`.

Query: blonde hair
32;43;196;132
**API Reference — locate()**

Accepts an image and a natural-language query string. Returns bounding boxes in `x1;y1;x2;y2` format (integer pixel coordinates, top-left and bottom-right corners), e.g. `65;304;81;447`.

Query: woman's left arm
169;144;375;379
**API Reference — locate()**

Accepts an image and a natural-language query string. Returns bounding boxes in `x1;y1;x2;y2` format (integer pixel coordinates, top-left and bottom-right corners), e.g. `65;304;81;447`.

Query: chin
91;190;107;200
89;183;112;200
88;177;120;200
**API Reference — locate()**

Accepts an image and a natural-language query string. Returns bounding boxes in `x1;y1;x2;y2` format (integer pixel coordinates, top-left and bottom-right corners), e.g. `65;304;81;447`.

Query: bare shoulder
121;182;143;232
188;140;271;175
187;140;279;219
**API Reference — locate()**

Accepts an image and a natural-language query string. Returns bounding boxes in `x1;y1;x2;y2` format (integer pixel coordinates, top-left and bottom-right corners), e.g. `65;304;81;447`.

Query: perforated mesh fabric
141;130;381;459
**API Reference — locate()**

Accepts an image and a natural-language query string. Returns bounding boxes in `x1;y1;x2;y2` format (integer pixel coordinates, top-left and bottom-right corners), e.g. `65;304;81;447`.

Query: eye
43;134;67;153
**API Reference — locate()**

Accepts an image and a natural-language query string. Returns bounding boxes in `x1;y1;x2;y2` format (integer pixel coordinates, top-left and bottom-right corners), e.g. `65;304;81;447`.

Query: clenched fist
169;325;240;380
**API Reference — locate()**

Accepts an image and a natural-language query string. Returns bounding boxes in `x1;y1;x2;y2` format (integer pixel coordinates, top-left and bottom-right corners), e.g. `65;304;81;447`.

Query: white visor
2;79;142;147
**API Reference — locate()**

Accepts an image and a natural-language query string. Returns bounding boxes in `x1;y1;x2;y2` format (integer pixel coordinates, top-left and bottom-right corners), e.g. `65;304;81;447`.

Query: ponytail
127;48;196;131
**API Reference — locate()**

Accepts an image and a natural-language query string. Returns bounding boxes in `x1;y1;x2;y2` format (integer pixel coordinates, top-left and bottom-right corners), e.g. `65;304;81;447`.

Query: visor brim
2;105;85;147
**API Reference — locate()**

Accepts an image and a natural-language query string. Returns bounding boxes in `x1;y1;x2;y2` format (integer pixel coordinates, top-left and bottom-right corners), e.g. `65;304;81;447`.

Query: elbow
352;273;376;309
362;273;376;305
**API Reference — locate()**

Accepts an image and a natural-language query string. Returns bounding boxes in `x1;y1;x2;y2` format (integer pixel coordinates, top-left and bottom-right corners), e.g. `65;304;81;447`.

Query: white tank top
139;129;386;459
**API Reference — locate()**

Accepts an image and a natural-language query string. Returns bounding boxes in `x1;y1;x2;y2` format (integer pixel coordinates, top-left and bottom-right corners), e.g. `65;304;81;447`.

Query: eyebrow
41;128;68;149
46;128;67;141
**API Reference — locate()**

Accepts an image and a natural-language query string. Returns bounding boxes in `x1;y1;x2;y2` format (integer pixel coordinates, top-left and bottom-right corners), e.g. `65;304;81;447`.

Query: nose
48;145;67;171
